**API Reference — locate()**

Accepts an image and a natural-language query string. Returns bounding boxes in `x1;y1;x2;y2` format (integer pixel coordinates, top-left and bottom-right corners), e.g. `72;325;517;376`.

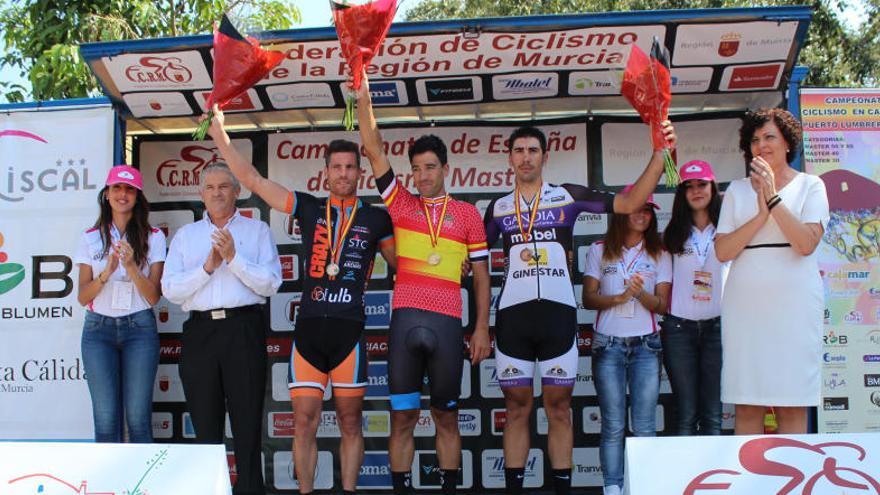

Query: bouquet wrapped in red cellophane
331;0;397;130
620;36;679;186
192;14;284;140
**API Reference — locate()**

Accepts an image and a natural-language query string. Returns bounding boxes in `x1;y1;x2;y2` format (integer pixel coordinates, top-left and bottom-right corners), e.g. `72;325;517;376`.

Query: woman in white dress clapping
715;108;829;434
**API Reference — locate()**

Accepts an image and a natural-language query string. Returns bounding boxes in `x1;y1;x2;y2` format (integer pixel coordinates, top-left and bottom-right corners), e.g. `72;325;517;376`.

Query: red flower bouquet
331;0;397;130
620;36;679;186
193;14;284;140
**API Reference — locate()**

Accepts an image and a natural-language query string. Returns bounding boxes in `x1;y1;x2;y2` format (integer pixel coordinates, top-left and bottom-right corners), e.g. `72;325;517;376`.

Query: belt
744;243;791;249
664;314;720;325
601;334;656;345
190;304;261;321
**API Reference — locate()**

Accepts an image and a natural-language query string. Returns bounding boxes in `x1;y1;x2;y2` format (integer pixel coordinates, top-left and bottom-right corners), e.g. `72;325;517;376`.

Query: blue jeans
660;314;722;436
592;332;662;490
81;309;159;443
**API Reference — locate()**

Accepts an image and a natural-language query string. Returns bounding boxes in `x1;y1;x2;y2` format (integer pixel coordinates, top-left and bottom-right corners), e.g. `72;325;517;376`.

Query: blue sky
0;0;867;102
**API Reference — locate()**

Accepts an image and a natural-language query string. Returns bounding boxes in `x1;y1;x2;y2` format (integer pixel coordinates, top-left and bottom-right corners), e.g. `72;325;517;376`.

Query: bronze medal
520;248;533;262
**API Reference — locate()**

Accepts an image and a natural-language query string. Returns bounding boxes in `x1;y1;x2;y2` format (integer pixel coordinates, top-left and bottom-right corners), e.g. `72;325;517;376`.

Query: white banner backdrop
625;433;880;494
267;122;589;196
0;104;115;439
0;442;231;495
601;118;745;186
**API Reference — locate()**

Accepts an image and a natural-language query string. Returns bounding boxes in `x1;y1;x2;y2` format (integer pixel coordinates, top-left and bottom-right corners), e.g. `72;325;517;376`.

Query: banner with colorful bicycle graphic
802;88;880;434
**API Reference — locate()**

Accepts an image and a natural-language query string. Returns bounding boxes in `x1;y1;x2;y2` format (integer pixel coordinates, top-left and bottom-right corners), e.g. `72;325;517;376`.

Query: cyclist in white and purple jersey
483;124;677;495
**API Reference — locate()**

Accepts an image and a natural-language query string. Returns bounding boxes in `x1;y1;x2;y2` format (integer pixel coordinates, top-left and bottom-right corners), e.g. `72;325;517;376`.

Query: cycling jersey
377;170;488;319
484;183;615;310
286;191;394;322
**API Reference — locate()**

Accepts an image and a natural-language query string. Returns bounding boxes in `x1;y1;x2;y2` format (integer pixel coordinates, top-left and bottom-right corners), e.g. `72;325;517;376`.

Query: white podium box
625;433;880;494
1;442;231;495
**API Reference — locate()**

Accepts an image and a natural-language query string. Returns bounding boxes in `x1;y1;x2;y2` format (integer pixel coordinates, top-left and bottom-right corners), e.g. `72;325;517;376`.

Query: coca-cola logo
685;437;880;494
125;56;193;84
156;145;223;187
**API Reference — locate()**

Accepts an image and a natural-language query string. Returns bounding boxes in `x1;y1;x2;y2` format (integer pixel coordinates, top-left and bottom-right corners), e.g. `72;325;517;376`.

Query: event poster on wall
802;88;880;434
0;103;115;439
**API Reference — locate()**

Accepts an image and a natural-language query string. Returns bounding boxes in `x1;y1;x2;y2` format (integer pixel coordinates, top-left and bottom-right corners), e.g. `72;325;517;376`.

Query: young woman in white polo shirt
582;186;672;495
661;160;727;436
74;165;165;442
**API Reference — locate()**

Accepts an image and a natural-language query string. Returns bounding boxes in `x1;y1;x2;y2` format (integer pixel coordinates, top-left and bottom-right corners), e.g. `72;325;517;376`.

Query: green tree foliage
406;0;877;87
0;0;301;103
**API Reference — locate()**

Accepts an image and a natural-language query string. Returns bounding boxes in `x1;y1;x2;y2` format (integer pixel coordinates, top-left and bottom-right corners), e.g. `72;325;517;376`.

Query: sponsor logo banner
417;77;481;104
720;63;784;91
366;361;390;399
123;92;193;117
195;89;263;113
458;409;481;437
269;292;302;332
673;21;798;65
103;51;212;92
153;364;185;402
139;139;253;202
670;67;713;93
273;450;334;490
568;70;620;96
492;72;559;100
481;448;544;488
267;82;336;109
413;450;473;489
151;412;174;439
582;406;602;434
357;451;392;489
572;447;603;487
365;291;393;329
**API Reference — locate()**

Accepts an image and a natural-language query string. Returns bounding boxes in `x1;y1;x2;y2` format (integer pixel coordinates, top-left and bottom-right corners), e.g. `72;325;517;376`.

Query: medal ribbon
422;195;450;249
325;198;359;268
690;225;715;269
514;184;542;243
618;245;646;281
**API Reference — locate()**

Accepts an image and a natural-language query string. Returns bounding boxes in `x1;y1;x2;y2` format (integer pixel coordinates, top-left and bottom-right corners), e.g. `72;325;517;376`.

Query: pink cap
105;165;143;191
678;160;716;183
622;184;659;210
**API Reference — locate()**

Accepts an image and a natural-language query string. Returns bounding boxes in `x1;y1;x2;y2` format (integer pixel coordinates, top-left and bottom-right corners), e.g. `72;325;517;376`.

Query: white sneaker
603;485;622;495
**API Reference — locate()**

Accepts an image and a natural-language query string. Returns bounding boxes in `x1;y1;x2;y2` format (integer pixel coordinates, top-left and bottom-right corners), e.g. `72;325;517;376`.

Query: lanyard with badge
109;225;134;311
690;226;715;302
615;246;645;318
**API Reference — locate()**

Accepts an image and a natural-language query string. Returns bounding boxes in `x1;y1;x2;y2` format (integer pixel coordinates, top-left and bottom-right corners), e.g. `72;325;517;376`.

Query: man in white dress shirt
162;163;281;495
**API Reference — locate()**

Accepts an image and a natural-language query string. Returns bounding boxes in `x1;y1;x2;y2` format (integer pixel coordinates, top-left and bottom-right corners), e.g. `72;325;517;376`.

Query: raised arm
355;73;392;179
205;105;291;213
613;120;676;214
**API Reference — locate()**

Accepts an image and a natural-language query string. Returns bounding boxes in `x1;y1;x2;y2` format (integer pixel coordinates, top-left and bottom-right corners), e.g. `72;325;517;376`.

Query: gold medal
427;252;442;266
422;195;450;267
325;198;358;278
520;248;533;262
